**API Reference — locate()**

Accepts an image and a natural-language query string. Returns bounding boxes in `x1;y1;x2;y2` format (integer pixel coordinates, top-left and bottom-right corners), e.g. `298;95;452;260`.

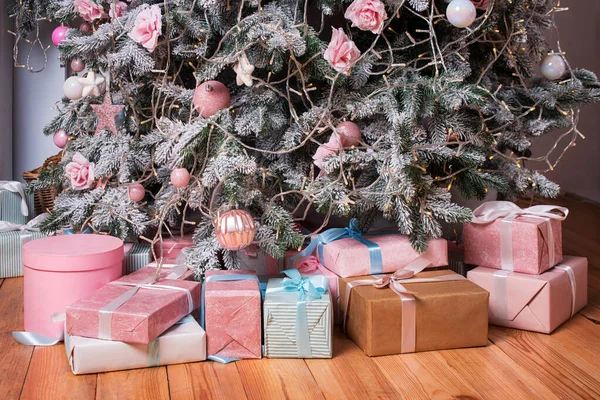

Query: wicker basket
22;152;62;215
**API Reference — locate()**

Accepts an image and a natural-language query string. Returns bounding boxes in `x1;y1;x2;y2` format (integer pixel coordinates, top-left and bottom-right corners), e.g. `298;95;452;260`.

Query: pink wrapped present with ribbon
201;270;261;362
130;262;196;282
464;201;567;274
153;234;194;263
66;267;200;344
467;256;587;334
293;219;448;278
290;256;342;325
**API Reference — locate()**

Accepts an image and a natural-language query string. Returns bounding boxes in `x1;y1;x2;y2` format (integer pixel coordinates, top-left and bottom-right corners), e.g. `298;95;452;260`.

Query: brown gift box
339;270;489;356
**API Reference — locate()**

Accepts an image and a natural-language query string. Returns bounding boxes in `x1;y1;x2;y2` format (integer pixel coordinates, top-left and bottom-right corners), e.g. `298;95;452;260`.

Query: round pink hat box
22;234;124;338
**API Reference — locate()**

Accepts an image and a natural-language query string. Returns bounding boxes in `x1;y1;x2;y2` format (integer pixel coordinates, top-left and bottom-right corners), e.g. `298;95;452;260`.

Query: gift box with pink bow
339;259;489;356
464;201;568;275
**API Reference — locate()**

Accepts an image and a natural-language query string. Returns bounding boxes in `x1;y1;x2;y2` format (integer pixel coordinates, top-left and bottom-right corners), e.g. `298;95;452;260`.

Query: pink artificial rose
73;0;106;22
323;28;361;75
65;152;95;190
128;4;162;52
471;0;489;9
344;0;388;34
312;141;340;170
108;0;128;19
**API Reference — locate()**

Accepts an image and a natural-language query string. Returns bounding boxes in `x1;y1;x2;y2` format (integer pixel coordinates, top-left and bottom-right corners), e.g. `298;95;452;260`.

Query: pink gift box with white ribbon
467;256;587;334
464;201;567;275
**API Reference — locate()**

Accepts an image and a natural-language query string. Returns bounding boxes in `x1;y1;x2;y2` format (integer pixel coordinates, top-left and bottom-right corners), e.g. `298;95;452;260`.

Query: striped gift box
0;231;46;278
263;278;333;358
0;188;35;225
123;243;153;275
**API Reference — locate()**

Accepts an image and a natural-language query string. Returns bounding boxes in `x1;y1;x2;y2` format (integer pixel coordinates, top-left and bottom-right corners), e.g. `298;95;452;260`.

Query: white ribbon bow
0;213;49;233
0;181;29;217
470;201;569;224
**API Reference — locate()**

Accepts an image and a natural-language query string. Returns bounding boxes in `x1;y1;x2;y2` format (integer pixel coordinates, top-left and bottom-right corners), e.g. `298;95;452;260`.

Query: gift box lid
23;234;124;272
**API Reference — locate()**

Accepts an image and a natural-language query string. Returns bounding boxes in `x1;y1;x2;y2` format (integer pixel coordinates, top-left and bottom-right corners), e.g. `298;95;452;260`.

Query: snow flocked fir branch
10;0;600;275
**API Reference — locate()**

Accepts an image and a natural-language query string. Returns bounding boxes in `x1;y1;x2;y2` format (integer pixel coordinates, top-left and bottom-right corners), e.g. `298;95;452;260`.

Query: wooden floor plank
236;358;324;400
0;278;34;400
20;345;96;400
96;368;170;400
489;326;600;399
305;331;401;400
168;362;247;400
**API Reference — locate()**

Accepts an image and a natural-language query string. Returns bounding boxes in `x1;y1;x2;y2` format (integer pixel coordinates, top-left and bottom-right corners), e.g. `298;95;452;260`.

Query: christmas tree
9;0;600;274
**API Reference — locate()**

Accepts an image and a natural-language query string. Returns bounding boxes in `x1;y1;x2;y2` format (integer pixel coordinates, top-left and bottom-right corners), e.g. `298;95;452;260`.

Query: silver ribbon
555;264;577;318
147;338;160;367
0;181;29;217
13;312;65;346
98;280;194;340
492;270;512;321
0;212;49;233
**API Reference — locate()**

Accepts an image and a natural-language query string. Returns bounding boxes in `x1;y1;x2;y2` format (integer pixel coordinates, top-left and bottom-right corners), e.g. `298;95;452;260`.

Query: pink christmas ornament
52;26;69;46
65;152;95;190
53;129;69;149
128;183;146;202
214;209;256;251
71;58;85;73
335;121;362;147
171;168;190;188
128;4;162;52
344;0;388;34
90;91;125;135
80;22;92;33
193;81;231;117
324;28;361;75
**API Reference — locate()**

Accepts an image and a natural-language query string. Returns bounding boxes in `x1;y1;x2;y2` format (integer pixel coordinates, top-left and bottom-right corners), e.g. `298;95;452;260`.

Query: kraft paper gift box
464;201;567;275
153;234;194;263
299;219;448;278
66;315;206;375
0;181;35;224
339;270;489;356
263;270;333;358
123;243;154;275
202;270;262;360
66;274;200;344
467;256;587;334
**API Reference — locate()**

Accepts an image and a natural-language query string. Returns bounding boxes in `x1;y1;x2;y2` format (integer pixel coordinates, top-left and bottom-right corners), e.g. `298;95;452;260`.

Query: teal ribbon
291;218;384;274
266;269;328;358
201;273;260;364
63;226;93;235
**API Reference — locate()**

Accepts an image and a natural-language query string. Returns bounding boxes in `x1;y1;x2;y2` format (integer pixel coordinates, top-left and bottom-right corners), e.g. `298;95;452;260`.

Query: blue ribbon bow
200;273;260;364
280;269;326;301
291;218;384;274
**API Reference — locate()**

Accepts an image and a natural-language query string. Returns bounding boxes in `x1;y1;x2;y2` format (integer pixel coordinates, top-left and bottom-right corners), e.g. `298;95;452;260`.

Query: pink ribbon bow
293;256;327;274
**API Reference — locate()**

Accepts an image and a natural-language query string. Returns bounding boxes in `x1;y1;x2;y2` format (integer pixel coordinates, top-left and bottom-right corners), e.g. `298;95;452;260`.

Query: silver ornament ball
541;54;567;81
447;0;477;29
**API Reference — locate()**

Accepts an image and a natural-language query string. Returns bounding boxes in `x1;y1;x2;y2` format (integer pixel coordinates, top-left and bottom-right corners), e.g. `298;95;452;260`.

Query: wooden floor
1;194;599;400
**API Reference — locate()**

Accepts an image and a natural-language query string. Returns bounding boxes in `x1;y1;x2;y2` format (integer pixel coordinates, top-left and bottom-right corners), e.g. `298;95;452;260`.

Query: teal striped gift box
123;243;154;275
0;183;35;225
0;231;46;278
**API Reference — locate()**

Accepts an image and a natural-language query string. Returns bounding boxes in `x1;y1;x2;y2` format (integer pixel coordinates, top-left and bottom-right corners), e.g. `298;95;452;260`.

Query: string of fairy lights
10;0;586;246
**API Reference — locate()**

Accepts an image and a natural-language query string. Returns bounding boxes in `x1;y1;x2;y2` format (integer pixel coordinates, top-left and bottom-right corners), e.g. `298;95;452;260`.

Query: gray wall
11;21;63;181
3;3;600;202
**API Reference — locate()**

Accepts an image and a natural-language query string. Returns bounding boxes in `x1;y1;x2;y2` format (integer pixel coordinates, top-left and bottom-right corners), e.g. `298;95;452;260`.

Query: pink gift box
204;270;261;359
22;234;124;339
464;216;562;275
126;263;196;282
153;234;194;263
467;256;587;333
66;275;200;344
319;236;448;278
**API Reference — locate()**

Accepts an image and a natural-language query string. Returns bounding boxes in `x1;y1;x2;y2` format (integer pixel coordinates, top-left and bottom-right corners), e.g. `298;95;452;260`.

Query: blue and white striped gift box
0;186;35;225
0;231;46;278
123;243;154;275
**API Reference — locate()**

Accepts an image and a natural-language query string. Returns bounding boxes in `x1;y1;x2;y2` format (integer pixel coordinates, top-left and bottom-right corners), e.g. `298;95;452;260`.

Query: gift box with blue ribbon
263;269;333;358
0;181;35;225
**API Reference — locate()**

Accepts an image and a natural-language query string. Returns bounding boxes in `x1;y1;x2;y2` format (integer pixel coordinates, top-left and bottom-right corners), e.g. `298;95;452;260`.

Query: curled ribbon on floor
342;257;465;354
470;201;568;271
